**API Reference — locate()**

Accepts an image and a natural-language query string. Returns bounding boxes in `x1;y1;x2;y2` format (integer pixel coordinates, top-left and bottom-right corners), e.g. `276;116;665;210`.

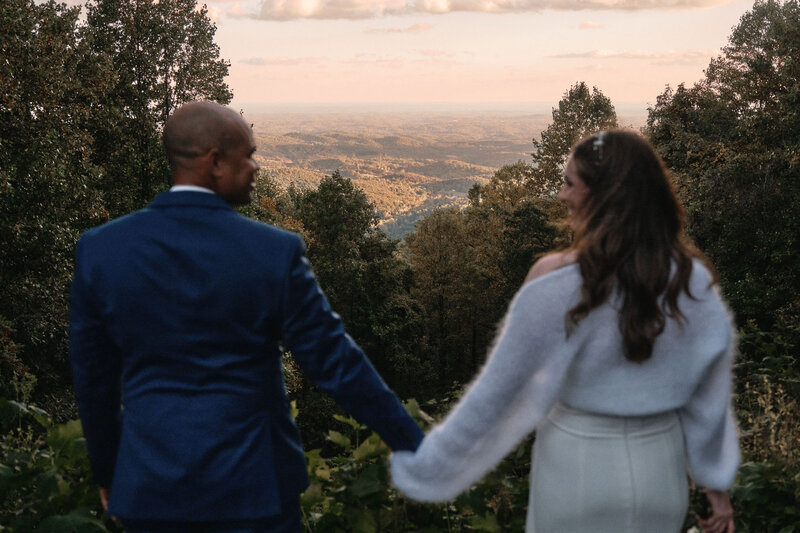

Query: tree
531;82;618;196
83;0;233;216
292;171;430;396
0;0;110;395
464;163;562;363
279;172;431;445
406;208;472;389
473;161;533;210
0;0;234;401
646;0;800;330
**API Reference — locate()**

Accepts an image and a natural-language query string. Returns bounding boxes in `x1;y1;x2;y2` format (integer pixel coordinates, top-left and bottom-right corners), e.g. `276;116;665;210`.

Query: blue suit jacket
69;191;423;521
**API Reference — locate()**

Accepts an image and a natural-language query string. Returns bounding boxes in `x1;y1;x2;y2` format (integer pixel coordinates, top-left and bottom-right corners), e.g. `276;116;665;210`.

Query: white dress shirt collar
170;185;215;194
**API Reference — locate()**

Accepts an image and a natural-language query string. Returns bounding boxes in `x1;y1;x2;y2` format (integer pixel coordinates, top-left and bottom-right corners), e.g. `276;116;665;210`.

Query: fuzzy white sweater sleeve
390;273;579;502
677;323;740;491
390;263;740;501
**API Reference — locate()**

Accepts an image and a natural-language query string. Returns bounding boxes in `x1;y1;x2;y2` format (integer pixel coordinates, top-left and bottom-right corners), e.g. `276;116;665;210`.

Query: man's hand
99;487;110;511
698;489;734;533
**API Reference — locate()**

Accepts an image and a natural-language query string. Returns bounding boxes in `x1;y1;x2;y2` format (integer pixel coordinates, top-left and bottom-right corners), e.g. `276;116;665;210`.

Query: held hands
698;489;734;533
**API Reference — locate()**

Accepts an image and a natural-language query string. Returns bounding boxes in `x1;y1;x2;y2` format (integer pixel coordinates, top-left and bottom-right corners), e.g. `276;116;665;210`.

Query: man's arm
280;237;423;451
69;236;123;489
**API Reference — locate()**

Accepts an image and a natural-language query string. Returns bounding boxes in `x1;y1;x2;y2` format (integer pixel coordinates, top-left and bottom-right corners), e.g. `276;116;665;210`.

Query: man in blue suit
69;101;423;532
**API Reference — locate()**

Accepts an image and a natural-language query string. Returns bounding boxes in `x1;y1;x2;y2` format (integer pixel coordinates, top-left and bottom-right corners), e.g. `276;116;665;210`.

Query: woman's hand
698;489;734;533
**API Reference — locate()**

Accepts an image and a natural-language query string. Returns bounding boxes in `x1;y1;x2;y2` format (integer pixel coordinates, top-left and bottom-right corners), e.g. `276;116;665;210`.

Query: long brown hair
566;130;714;362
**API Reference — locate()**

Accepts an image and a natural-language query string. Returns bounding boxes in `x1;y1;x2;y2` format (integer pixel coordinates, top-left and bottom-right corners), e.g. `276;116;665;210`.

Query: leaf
403;398;435;425
314;463;331;481
0;463;14;492
36;468;69;500
333;414;361;430
18;401;52;428
46;419;87;463
0;398;14;431
347;509;377;533
304;449;328;479
348;464;382;498
326;430;351;451
38;508;108;532
352;434;388;461
471;512;501;532
300;482;324;507
378;508;396;529
0;398;52;430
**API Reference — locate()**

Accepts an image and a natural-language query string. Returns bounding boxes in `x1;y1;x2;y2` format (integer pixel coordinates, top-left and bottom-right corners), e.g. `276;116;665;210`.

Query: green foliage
730;462;800;533
645;14;800;528
402;83;614;393
0;397;118;532
531;82;618;196
83;0;233;216
646;0;800;333
406;207;484;388
407;160;560;390
0;0;233;402
0;317;28;399
291;171;431;398
0;0;110;393
300;400;531;532
245;171;432;446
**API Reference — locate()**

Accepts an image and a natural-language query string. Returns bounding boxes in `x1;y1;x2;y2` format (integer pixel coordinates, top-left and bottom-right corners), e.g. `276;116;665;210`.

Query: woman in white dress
390;130;738;533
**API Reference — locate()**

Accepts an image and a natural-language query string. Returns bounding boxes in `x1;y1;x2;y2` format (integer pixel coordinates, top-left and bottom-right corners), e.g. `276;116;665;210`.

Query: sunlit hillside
250;111;551;237
250;109;646;237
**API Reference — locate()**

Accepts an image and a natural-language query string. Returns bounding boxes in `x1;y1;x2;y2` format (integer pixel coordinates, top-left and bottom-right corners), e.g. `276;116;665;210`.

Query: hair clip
592;131;605;164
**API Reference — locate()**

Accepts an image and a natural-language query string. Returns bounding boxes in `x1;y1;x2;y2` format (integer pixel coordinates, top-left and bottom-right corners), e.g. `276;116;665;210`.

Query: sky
198;0;757;112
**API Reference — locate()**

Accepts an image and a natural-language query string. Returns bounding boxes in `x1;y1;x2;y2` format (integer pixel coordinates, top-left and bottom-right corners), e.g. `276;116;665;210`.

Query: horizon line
231;100;651;115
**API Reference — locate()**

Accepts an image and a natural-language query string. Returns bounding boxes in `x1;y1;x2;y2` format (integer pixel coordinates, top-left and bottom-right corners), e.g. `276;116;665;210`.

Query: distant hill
251;110;645;238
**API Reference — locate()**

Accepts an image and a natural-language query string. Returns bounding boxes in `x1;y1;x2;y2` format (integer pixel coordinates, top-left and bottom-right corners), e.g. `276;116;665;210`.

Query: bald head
163;101;247;175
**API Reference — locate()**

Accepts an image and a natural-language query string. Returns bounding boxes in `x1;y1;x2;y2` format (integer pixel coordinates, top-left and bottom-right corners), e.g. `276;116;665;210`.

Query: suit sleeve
280;236;423;451
69;235;122;488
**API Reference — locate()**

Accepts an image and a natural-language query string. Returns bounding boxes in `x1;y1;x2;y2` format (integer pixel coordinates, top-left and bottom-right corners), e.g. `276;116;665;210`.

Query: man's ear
208;147;223;180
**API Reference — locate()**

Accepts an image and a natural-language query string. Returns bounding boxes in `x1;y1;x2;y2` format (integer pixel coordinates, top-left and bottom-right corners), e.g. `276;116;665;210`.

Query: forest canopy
1;0;799;531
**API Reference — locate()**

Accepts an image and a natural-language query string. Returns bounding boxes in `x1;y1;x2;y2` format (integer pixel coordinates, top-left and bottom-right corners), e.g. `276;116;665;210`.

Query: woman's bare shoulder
524;250;578;283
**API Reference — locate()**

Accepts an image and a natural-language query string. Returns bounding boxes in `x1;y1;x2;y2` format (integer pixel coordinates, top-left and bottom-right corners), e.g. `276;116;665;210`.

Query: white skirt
527;403;688;533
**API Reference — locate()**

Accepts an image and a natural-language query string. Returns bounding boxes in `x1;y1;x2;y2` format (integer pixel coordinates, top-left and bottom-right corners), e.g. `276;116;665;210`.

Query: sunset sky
212;0;754;112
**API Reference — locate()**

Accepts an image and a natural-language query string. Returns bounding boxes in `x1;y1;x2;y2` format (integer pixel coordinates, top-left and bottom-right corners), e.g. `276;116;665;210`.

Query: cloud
578;20;604;29
233;0;733;20
550;49;715;65
342;54;406;67
227;1;254;17
414;49;457;58
365;22;433;33
240;56;324;65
